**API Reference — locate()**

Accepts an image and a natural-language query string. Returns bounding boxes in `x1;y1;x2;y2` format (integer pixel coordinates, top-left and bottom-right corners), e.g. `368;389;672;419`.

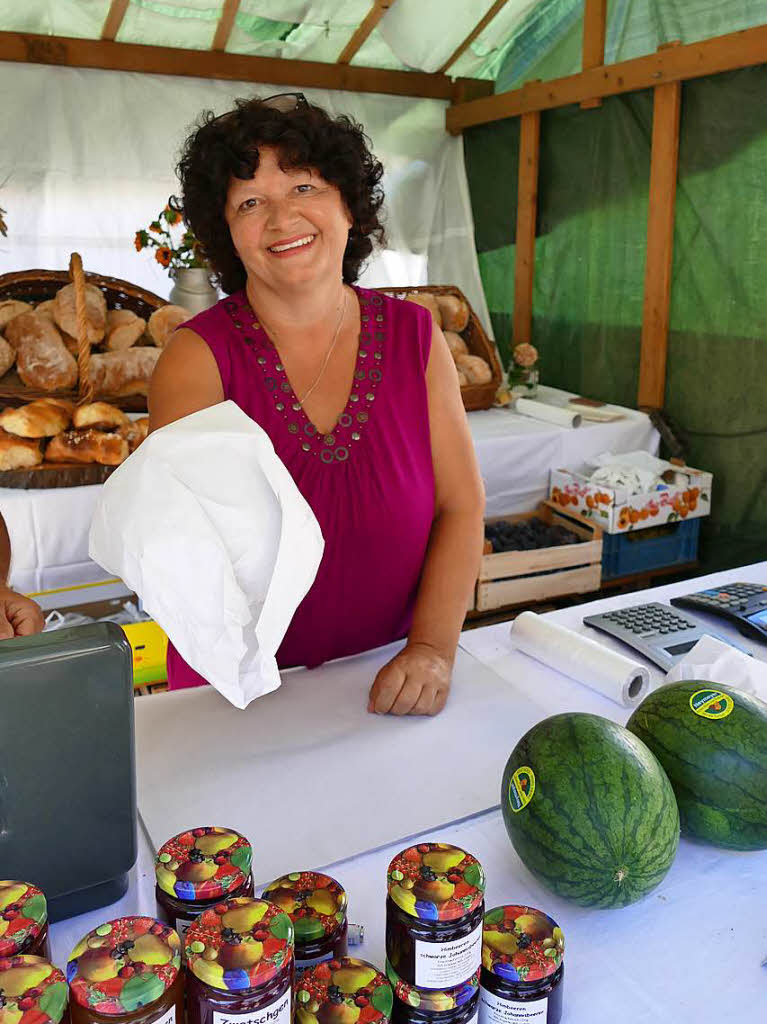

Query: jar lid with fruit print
296;957;393;1024
262;871;348;945
0;881;48;957
386;961;480;1014
67;917;181;1014
0;956;68;1024
185;898;293;991
481;905;564;983
155;827;253;901
386;844;485;922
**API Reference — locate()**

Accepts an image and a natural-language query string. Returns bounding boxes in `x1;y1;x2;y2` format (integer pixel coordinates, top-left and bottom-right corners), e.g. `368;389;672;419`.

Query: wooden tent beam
447;22;767;132
436;0;513;75
0;31;476;99
212;0;241;52
101;0;130;41
580;0;606;109
512;111;541;348
337;0;396;65
638;78;682;410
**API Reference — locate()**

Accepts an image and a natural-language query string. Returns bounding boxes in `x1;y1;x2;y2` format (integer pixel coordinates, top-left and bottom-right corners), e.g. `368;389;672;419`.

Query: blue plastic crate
601;518;700;580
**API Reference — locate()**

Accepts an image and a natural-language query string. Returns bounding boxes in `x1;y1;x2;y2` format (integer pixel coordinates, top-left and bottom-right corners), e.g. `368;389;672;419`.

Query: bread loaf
0;400;72;438
53;283;107;345
104;309;146;351
87;348;161;397
444;331;468;359
405;292;442;328
35;300;57;322
0;336;15;378
0;301;33;331
0;429;43;471
6;312;78;391
45;429;129;466
118;416;149;452
72;401;130;431
436;294;469;332
455;353;492;385
147;305;191;348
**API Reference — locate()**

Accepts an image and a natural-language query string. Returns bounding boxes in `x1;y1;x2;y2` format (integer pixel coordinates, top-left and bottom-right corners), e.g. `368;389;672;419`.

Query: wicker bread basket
375;284;501;411
0;255;166;410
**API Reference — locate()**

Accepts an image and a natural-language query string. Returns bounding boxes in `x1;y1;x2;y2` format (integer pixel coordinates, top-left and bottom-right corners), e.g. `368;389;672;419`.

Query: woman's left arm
368;319;485;715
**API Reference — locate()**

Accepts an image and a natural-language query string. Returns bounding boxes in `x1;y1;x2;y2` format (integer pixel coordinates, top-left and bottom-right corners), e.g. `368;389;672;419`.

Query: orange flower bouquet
509;342;539;396
134;205;206;272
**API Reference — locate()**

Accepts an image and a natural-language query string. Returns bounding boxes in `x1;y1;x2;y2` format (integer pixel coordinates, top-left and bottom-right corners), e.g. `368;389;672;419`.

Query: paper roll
515;398;582;428
509;611;650;707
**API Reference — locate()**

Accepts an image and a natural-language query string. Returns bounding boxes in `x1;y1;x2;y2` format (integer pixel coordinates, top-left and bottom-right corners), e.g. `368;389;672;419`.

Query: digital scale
671;582;767;642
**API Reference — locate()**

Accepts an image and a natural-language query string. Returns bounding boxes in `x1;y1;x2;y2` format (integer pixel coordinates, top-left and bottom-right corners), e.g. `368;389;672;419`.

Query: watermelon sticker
689;689;734;720
508;767;535;812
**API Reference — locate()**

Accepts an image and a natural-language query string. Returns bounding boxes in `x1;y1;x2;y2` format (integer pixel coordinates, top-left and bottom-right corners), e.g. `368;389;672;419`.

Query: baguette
0;400;72;438
53;283;107;344
6;312;78;391
45;429;129;466
72;401;130;431
0;428;42;471
87;347;160;397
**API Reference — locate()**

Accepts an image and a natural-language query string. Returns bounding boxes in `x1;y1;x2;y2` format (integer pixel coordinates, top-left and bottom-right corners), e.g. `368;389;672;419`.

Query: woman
150;94;485;716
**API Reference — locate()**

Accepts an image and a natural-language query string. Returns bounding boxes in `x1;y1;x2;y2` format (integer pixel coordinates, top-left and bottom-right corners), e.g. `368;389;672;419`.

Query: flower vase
509;364;539;398
169;267;219;315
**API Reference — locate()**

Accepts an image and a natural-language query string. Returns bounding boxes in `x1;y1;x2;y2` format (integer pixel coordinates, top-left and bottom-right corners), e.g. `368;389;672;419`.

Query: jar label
414;921;483;988
213;990;291;1024
153;1006;177;1024
479;987;547;1023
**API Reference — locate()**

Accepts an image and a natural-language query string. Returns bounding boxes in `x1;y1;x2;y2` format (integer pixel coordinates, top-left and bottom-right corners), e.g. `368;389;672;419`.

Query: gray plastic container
0;622;137;921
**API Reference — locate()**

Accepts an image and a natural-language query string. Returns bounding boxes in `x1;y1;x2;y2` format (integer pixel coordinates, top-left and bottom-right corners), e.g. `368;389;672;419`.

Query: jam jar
386;961;479;1024
262;871;348;974
386;844;485;990
0;881;51;959
0;955;69;1024
155;827;254;944
185;897;294;1024
296;957;392;1024
67;916;183;1024
479;906;564;1024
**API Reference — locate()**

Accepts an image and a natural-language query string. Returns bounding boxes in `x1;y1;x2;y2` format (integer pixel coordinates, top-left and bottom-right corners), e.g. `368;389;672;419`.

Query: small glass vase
169;266;219;315
508;363;539;398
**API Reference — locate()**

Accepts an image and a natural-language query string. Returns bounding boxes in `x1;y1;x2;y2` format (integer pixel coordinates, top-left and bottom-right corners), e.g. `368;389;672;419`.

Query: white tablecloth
47;564;767;1023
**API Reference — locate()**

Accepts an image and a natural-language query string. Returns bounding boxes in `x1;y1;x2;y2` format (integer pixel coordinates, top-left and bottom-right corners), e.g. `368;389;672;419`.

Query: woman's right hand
0;584;44;638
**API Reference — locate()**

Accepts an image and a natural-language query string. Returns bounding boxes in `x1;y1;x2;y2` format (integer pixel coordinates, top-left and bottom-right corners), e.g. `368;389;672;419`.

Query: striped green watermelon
626;680;767;850
501;713;679;908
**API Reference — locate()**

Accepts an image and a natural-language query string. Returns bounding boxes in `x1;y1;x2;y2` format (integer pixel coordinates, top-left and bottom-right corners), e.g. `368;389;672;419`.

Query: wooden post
512;110;541;347
638;76;682;409
580;0;607;108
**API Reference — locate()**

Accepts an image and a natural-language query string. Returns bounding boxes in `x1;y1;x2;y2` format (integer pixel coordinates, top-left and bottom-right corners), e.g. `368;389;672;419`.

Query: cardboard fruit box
549;458;712;535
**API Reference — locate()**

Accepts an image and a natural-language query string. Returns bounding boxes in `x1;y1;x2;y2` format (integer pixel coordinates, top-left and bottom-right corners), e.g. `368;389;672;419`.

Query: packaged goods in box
601;518;701;580
549;451;712;534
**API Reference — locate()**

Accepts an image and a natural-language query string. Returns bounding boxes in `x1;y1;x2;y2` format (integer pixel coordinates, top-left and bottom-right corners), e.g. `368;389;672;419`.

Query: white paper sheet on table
134;644;548;883
665;633;767;700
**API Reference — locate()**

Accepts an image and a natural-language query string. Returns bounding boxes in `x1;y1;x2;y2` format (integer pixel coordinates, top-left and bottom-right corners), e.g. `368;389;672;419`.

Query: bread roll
0;301;33;331
35;300;57;322
6;312;78;391
444;331;468;359
0;400;72;438
118;416;149;452
45;429;128;466
73;401;130;431
87;347;160;397
53;283;107;345
436;294;469;332
0;336;15;378
405;291;442;328
455;353;492;385
0;429;42;471
104;309;146;352
456;369;468;387
147;305;191;348
40;397;76;418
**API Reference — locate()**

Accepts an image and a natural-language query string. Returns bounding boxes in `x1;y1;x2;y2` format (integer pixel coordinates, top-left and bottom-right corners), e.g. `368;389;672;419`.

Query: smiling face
225;146;353;292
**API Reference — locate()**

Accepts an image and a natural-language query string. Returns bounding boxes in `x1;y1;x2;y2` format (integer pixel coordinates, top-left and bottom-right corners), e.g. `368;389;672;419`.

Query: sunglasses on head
210;92;308;126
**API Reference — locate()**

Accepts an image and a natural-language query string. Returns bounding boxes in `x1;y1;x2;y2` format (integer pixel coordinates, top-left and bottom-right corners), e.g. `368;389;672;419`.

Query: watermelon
501;712;679;908
626;680;767;850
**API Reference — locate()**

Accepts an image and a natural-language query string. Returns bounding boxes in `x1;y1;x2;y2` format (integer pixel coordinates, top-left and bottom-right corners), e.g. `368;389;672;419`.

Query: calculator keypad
600;603;699;637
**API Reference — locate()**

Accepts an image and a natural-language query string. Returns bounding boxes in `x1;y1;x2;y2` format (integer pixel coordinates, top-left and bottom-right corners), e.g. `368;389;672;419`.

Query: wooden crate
471;501;603;613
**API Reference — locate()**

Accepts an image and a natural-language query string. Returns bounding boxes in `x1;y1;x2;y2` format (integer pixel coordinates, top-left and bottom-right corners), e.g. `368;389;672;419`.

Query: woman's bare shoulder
148;327;225;432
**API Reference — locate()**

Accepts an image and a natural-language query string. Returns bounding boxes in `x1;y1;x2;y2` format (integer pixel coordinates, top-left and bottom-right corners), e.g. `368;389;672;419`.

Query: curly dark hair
174;96;386;294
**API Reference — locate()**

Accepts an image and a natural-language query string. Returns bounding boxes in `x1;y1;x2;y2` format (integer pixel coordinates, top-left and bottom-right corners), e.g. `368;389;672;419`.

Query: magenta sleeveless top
166;284;435;688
